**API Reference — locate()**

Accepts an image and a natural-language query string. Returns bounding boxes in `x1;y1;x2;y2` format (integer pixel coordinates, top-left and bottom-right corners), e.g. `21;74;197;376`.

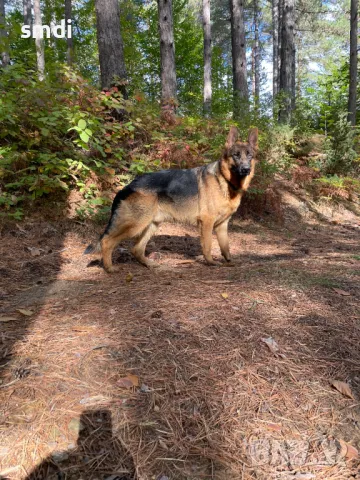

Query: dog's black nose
239;168;251;175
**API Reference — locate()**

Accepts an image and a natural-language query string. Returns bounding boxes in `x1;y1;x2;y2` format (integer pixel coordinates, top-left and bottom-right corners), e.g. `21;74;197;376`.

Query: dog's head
220;127;258;190
223;126;258;177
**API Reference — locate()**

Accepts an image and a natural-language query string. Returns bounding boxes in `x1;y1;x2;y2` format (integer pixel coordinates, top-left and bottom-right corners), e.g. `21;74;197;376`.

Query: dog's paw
146;260;161;269
105;265;120;273
205;259;222;267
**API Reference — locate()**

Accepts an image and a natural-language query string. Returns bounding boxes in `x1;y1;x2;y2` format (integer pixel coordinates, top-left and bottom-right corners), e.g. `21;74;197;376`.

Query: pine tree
229;0;248;118
23;0;32;33
95;0;127;96
34;0;45;80
158;0;177;118
203;0;212;116
348;0;358;126
253;0;260;108
0;0;9;67
272;0;280;100
279;0;295;123
65;0;73;66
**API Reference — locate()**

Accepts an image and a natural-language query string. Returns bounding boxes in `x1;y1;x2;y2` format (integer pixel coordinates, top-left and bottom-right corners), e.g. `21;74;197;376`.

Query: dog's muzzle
239;167;251;176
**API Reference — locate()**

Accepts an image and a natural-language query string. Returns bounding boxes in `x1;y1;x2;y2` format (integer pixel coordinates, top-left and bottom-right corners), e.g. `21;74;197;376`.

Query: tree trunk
229;0;248;118
272;0;279;99
158;0;177;118
23;0;32;32
65;0;73;66
0;0;9;67
95;0;127;97
291;40;296;112
279;0;295;124
33;0;45;80
251;43;255;98
254;0;260;108
348;0;358;126
203;0;212;116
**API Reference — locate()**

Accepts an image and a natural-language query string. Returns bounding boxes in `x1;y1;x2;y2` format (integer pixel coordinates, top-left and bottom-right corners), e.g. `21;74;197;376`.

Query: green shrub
0;63;137;219
324;113;358;174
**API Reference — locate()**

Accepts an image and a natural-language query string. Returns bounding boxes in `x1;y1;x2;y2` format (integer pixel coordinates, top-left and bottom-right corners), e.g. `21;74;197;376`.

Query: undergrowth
0;65;359;221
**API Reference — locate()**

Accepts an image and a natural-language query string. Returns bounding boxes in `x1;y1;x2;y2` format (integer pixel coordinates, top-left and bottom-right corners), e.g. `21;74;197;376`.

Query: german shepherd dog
85;127;258;272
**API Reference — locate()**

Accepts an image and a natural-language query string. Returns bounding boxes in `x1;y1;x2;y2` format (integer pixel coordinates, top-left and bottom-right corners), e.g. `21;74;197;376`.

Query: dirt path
0;211;359;479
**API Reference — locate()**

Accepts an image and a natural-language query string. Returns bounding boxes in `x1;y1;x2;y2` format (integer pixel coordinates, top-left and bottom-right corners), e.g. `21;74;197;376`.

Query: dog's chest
214;195;241;222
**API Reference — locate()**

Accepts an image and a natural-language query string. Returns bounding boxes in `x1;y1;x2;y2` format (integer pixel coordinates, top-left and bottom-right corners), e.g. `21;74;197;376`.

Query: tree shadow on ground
0;219;67;385
1;208;360;480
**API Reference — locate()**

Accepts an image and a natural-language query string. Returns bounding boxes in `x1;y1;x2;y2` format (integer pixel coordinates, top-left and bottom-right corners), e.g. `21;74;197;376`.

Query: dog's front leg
215;219;231;262
199;218;218;266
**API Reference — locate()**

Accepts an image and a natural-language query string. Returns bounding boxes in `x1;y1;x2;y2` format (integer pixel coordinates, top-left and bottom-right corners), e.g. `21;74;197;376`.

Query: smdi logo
21;19;72;39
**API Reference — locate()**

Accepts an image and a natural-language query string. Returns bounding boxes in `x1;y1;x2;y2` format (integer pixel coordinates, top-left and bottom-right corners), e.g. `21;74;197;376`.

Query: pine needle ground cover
0;203;359;479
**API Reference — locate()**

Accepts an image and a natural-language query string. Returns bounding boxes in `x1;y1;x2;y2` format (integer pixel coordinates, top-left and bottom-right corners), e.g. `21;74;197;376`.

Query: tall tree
203;0;212;116
95;0;127;96
158;0;177;117
253;0;260;108
33;0;45;80
65;0;73;66
272;0;280;100
279;0;295;123
348;0;358;126
23;0;32;32
0;0;9;67
229;0;248;118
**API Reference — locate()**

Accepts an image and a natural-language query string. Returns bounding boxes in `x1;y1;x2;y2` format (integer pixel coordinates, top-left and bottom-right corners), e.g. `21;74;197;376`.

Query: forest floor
0;179;360;480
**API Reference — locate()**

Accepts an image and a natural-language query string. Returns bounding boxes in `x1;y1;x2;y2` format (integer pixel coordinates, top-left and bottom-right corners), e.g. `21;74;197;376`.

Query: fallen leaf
339;439;359;460
28;247;41;257
140;383;151;393
127;374;139;387
221;292;229;299
345;443;359;460
0;317;17;322
261;337;279;354
265;422;282;431
158;439;168;450
331;380;355;399
68;417;85;434
333;288;351;296
117;378;133;389
17;309;34;316
51;451;69;462
292;474;316;480
117;374;139;389
125;272;133;283
79;395;110;405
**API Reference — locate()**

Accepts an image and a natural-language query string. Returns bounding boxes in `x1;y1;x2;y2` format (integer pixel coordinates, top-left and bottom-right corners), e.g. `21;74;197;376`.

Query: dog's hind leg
215;219;231;262
131;222;159;268
101;231;128;273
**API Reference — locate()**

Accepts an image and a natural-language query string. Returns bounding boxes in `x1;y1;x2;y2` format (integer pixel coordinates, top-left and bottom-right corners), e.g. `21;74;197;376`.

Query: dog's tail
83;241;101;255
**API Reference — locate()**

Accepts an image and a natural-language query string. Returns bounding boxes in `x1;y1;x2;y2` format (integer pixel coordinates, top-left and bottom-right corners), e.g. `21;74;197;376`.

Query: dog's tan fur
87;127;258;271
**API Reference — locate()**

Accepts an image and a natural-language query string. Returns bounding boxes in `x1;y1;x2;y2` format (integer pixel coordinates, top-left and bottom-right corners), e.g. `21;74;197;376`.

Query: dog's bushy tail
83;241;101;255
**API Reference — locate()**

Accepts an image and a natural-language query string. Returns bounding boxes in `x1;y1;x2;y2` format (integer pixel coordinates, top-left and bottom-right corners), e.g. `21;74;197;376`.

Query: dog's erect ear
248;128;258;149
225;126;239;149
